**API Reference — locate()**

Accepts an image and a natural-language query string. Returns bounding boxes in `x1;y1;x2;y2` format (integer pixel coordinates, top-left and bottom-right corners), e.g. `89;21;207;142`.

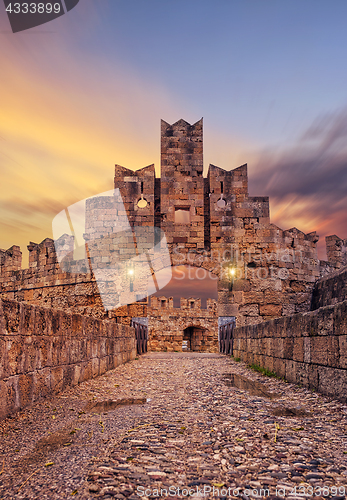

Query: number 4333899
5;3;61;14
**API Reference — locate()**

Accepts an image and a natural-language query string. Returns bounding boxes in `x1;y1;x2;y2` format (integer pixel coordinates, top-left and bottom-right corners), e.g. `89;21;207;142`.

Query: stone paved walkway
1;353;347;500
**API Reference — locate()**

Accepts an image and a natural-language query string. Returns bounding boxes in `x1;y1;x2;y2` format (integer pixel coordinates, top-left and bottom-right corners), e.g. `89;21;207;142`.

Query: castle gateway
1;119;345;353
112;118;341;352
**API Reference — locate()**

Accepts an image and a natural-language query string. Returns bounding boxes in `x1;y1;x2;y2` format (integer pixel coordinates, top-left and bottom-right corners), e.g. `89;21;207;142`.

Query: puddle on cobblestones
223;373;277;399
86;397;147;413
271;406;311;417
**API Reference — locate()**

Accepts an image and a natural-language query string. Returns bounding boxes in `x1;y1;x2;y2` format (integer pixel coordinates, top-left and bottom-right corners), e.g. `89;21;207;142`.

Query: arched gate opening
183;326;212;352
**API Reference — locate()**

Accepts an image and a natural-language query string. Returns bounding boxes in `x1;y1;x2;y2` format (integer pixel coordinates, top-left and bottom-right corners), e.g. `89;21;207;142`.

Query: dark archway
183;326;209;351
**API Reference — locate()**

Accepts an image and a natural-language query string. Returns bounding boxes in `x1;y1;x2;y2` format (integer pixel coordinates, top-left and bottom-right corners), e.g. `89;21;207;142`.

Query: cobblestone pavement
1;353;347;500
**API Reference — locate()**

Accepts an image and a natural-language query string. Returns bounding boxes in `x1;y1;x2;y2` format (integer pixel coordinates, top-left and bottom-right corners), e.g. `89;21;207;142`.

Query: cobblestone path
1;353;347;500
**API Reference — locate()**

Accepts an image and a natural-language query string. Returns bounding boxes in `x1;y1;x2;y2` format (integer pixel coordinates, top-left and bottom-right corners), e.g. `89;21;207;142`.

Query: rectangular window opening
175;207;190;224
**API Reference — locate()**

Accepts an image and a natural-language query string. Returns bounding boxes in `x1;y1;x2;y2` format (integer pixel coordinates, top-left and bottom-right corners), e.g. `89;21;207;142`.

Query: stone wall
0;239;147;325
1;119;346;335
311;266;347;310
0;298;136;420
148;296;218;352
112;118;332;327
326;235;347;269
232;300;347;402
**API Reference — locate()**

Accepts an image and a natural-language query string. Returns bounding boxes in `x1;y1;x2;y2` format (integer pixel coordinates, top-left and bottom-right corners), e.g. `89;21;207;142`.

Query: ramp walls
233;299;347;402
0;298;136;420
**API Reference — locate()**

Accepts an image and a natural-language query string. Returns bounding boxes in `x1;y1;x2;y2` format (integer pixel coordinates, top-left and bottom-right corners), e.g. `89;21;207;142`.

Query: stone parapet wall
0;298;136;420
232;300;347;402
0;239;147;325
224;225;320;325
311;266;347;310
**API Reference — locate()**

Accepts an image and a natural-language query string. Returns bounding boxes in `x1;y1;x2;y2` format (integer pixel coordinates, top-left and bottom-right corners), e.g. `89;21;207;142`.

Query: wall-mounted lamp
228;264;236;291
127;263;135;292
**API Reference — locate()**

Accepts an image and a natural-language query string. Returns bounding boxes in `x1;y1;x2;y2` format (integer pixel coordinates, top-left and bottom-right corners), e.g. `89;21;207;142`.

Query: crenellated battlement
0;118;345;331
148;293;219;353
0;245;22;273
326;235;347;269
111;118;347;326
149;295;217;312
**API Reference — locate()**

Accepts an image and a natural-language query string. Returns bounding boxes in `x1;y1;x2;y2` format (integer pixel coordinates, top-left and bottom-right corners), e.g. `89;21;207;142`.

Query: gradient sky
1;0;347;276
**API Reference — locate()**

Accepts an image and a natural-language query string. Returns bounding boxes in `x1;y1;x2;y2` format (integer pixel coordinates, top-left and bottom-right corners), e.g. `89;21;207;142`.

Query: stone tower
160;119;205;248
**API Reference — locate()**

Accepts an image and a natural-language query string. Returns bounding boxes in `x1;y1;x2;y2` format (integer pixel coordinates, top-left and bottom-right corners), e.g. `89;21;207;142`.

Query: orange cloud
0;32;197;264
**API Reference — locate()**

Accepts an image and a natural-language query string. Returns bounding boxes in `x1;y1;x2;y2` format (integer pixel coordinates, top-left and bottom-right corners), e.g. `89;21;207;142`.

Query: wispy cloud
0;29;193;264
249;109;347;257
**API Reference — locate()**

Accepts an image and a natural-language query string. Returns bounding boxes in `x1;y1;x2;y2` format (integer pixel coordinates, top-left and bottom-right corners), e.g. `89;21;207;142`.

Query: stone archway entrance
183;326;212;352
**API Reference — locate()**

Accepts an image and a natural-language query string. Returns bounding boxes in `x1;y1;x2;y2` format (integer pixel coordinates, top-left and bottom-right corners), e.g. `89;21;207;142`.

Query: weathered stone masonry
0;239;146;325
0;298;136;420
113;118;344;350
148;296;218;352
0;118;346;355
233;265;347;401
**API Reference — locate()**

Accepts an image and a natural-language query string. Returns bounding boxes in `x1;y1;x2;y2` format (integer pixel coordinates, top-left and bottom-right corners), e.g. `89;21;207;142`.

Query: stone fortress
1;118;347;416
1;118;347;353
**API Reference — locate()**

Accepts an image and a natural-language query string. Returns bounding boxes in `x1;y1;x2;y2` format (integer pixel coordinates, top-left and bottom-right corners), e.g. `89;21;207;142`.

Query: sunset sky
1;0;347;277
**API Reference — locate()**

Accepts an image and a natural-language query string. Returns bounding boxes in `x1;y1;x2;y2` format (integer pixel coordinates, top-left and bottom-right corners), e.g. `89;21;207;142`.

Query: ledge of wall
311;266;347;310
232;299;347;402
0;299;136;420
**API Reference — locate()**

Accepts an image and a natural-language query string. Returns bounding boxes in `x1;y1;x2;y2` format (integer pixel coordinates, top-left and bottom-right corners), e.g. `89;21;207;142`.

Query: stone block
310;336;339;367
264;291;283;304
307;364;319;389
292;338;304;362
218;304;238;317
20;303;35;336
33;368;51;400
285;359;297;384
243;291;264;304
18;373;34;408
24;336;38;372
339;335;347;369
51;366;64;393
263;355;274;372
99;357;108;375
2;299;20;334
317;366;347;402
272;338;284;358
259;304;282;317
239;304;259;316
0;380;10;420
273;357;286;379
99;338;107;357
79;361;92;383
7;338;25;375
62;365;74;390
295;362;309;387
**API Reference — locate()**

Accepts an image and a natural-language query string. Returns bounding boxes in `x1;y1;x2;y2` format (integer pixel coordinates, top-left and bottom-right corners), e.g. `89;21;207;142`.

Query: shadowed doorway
183;326;208;351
